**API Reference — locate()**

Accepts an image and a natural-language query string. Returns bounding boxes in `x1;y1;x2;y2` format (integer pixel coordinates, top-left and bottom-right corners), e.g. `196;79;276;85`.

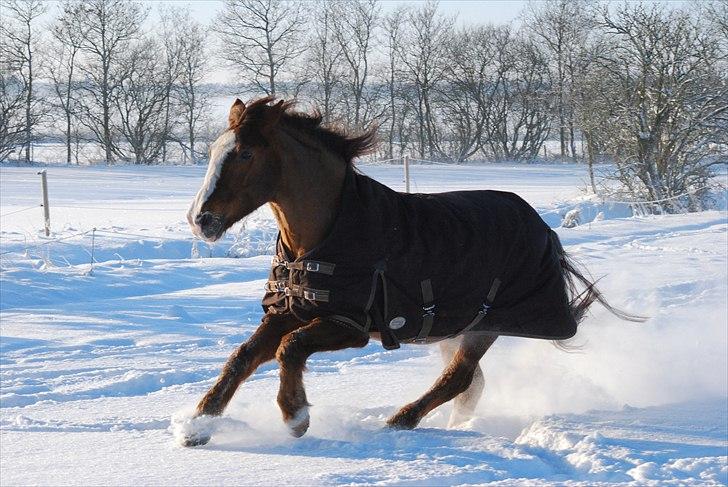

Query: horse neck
269;128;346;259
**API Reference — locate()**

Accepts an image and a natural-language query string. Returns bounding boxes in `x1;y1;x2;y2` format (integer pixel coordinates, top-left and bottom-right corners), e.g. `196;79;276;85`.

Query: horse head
187;97;287;242
188;96;376;244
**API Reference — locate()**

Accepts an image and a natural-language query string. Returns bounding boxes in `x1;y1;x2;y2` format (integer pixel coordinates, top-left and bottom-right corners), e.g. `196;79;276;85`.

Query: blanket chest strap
272;256;335;275
266;281;331;303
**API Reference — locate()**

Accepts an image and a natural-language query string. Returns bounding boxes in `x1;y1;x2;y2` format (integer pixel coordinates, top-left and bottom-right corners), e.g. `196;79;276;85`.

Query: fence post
403;154;410;193
89;227;97;274
38;170;50;236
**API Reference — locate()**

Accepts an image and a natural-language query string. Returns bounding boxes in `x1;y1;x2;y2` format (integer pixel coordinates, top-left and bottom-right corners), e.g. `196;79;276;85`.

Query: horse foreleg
182;313;300;446
387;334;496;430
275;318;369;437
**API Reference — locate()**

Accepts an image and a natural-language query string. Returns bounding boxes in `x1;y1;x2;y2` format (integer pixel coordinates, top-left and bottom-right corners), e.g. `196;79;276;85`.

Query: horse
182;97;639;446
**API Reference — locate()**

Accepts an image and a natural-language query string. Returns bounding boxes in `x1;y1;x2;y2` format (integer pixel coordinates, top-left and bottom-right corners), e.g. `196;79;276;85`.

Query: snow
1;163;726;485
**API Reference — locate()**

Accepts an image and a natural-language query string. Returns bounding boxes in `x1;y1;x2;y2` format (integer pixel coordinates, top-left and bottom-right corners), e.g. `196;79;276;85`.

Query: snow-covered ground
1;163;726;486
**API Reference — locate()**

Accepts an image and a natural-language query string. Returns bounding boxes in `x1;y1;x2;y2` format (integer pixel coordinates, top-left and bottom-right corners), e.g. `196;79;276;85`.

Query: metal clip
422;304;436;316
284;286;292;297
272;256;290;269
303;289;317;301
305;261;320;272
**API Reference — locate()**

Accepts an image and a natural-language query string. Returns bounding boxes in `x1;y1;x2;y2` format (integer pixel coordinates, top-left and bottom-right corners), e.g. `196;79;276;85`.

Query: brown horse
183;97;637;446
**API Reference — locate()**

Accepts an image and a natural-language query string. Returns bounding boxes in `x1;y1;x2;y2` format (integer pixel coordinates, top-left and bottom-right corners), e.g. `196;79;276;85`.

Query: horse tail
549;230;647;325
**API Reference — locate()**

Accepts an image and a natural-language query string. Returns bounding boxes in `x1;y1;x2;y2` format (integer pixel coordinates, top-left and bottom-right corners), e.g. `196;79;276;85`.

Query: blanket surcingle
262;167;577;350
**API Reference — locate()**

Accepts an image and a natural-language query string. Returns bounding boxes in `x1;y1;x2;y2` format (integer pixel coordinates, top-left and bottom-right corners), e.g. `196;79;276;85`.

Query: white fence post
403;154;410;193
89;227;97;274
38;170;50;236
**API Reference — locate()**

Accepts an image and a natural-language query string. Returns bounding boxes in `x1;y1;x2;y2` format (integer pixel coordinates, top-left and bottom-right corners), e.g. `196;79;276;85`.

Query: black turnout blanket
262;167;577;350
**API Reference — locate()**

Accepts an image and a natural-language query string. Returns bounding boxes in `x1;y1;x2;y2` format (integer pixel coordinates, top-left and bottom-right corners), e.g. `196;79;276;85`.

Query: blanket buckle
414;304;436;343
272;256;290;269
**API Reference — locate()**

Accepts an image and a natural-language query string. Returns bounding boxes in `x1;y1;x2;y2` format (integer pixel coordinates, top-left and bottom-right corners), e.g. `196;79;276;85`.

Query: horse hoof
180;432;211;447
285;406;310;438
386;409;420;430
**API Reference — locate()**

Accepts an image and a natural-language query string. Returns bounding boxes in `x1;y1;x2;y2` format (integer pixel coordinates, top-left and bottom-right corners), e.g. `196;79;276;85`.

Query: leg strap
460;278;502;335
415;279;436;342
366;262;401;350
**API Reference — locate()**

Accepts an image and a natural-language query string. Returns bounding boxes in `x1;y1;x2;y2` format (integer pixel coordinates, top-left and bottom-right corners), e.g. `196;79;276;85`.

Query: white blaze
187;129;237;238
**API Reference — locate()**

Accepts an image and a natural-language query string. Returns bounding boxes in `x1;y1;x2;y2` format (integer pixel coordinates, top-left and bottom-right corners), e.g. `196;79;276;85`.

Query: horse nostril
196;212;213;227
195;211;223;239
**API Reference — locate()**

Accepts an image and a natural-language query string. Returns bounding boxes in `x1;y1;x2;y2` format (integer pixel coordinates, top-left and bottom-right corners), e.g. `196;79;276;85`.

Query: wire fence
0;205;41;217
0;226;206;277
355;157;400;166
1;162;723;272
410;157;453;166
594;184;725;216
597;185;713;206
52;205;185;212
0;222;278;276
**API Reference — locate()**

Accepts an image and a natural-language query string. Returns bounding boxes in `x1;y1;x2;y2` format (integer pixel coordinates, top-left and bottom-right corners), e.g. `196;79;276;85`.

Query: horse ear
228;98;246;127
263;100;286;130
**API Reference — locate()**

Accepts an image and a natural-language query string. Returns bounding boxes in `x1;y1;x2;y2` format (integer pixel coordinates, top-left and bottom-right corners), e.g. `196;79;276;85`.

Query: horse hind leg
386;334;496;430
449;357;485;428
438;335;488;427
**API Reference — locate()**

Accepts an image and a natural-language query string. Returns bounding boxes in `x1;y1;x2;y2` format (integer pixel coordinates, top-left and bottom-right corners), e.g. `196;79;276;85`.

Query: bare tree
704;0;728;40
439;25;505;162
1;0;47;162
168;8;211;164
485;35;552;162
398;1;453;159
571;34;610;193
330;0;379;128
0;64;26;162
48;1;87;164
303;1;343;124
75;0;148;163
704;0;728;151
158;6;186;163
0;6;27;162
215;0;306;96
524;0;592;161
594;4;728;206
381;5;407;159
114;37;169;164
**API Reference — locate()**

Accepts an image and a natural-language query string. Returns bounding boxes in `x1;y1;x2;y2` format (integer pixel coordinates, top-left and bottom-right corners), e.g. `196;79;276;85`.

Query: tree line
1;0;726;202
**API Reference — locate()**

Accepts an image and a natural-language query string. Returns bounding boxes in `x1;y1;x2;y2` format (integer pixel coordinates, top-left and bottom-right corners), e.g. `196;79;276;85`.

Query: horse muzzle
193;211;225;242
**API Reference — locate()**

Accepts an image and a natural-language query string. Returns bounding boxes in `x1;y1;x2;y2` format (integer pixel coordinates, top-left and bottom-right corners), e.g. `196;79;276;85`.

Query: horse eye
240;149;253;161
